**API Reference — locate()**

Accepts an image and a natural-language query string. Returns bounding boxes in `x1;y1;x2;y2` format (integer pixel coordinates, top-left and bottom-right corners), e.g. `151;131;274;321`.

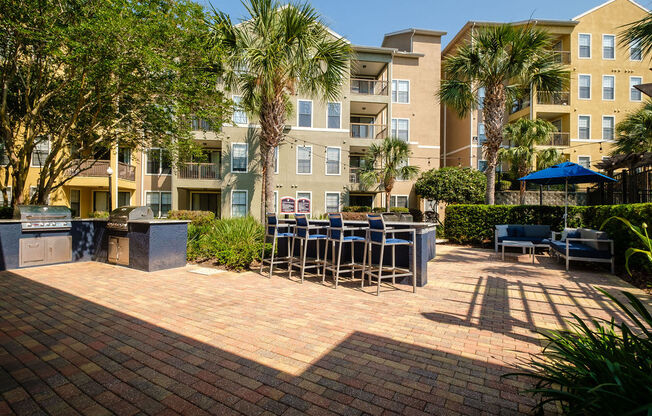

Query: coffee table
501;240;535;263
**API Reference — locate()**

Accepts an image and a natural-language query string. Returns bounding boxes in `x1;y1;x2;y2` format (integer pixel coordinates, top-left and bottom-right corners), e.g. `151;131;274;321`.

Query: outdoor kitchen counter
277;219;436;287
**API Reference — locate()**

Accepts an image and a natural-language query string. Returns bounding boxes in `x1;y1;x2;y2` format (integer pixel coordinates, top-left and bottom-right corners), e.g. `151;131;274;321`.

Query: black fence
587;165;652;205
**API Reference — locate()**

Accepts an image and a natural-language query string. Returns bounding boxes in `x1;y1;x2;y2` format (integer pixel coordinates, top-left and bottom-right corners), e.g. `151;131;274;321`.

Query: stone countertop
128;219;191;224
0;218;108;223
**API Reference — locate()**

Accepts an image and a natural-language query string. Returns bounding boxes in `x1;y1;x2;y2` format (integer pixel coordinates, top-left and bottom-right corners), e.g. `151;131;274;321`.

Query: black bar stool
260;213;293;278
288;214;327;283
322;213;366;288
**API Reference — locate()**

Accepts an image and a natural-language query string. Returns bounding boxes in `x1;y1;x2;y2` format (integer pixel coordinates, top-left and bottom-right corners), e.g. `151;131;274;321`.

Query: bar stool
288;213;327;283
362;213;417;296
322;213;366;288
260;213;294;278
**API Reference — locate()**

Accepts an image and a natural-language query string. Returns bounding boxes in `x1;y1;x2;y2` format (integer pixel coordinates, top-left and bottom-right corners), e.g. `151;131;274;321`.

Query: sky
199;0;652;48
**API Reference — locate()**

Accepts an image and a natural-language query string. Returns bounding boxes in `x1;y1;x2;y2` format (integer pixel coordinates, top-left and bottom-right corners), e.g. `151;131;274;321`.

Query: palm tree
439;24;567;204
208;0;352;215
621;12;652;59
500;118;561;204
359;137;419;211
613;100;652;156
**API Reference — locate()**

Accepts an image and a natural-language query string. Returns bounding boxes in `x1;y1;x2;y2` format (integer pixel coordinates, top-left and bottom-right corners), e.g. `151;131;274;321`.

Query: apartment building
442;0;650;173
3;26;444;220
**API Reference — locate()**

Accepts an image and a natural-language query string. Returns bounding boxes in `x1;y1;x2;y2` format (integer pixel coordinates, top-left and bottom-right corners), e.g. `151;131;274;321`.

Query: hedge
167;210;215;226
444;203;652;271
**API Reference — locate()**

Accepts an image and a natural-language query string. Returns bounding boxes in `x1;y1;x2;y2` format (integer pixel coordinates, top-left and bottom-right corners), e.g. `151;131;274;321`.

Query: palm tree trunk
263;144;275;214
385;191;391;212
258;97;286;217
519;180;526;205
482;84;507;205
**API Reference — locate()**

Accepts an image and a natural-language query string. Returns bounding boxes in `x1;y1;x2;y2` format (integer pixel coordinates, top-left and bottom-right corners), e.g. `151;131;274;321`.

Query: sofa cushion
498;236;546;244
561;228;580;241
507;225;524;237
523;225;551;238
549;240;611;259
579;229;610;251
495;225;509;239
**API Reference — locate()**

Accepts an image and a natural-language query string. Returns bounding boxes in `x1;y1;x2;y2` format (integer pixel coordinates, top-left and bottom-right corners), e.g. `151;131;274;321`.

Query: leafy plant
601;216;652;275
506;289;652;416
415;166;486;205
88;211;109;218
168;210;215;226
613;100;652;156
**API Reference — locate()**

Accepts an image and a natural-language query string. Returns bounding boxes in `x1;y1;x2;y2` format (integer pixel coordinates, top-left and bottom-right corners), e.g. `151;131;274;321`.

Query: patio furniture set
495;224;615;273
260;213;417;295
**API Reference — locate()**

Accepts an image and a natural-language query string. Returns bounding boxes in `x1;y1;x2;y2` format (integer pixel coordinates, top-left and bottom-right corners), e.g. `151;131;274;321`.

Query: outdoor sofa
548;228;615;273
495;224;552;253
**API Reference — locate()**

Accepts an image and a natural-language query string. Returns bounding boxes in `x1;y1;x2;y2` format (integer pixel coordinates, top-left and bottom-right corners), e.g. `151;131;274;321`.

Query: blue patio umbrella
519;162;616;228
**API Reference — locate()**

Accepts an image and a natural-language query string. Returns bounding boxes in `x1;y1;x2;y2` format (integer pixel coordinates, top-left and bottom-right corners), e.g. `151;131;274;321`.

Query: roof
596;152;652;171
573;0;649;20
383;28;447;38
352;44;425;58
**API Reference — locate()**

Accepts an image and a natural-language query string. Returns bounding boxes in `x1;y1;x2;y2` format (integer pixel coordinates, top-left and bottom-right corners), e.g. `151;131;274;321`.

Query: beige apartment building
442;0;650;174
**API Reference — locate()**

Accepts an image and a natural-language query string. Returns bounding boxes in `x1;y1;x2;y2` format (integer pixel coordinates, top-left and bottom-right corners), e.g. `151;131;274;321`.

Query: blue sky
200;0;652;47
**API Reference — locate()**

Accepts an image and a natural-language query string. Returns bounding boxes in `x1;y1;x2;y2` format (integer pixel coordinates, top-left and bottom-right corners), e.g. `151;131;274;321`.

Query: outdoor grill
14;205;72;232
106;206;154;231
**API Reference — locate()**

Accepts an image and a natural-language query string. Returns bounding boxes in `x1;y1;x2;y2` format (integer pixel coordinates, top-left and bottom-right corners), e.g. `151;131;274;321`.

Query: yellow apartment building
442;0;650;173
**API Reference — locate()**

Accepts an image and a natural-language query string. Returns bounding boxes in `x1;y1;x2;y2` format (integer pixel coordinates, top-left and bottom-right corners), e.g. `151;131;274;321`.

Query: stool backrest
367;213;385;243
295;213;308;237
266;212;277;235
328;213;344;240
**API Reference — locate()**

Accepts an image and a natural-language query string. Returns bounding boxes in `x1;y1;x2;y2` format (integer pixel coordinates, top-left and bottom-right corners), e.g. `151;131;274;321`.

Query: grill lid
108;206;154;222
14;205;72;220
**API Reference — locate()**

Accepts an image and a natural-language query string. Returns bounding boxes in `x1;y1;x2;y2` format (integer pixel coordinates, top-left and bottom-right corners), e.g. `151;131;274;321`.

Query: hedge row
168;210;215;226
444;203;652;270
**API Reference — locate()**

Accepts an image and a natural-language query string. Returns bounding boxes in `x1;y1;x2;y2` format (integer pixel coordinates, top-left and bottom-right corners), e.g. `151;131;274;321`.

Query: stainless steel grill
15;205;72;232
106;206;154;231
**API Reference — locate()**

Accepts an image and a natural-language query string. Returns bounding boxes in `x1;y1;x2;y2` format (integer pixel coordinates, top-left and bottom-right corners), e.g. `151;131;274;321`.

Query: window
231;143;248;173
297;145;311;174
69;189;80;217
390;195;408;209
478;123;486;144
191;118;212;131
0;143;9;165
602;75;615;100
93;191;109;212
191;193;219;215
0;186;12;207
478;87;485;109
146;148;171;175
325;192;340;213
146;191;171;218
630;76;642;101
602;116;615;140
274;146;279;174
578;156;591;169
325;147;340;175
602;35;615;59
232;95;248;125
118;148;131;165
31;137;49;167
478;160;487;172
327;102;341;129
118;191;130;207
578;75;591;99
391;80;409;103
578;115;591;140
231;190;248;218
630;39;642;61
298;100;312;127
391;118;409;142
579;34;591;58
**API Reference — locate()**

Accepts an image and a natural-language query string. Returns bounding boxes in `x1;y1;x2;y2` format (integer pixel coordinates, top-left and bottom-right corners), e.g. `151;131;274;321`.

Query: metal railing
349;168;361;183
551;50;571;64
67;159;135;181
178;162;220;180
537;91;570;105
350;123;387;139
190;118;212;131
350;79;389;95
544;132;570;147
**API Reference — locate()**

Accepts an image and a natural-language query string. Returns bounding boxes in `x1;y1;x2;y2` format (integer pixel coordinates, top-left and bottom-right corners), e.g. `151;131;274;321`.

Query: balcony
509;98;530;115
350;79;388;96
350;123;387;140
67;160;136;181
537;91;570;106
551;51;571;64
178;163;220;180
190;118;213;131
543;132;570;147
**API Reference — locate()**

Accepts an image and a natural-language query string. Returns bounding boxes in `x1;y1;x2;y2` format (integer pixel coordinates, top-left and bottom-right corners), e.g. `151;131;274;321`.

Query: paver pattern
1;245;649;416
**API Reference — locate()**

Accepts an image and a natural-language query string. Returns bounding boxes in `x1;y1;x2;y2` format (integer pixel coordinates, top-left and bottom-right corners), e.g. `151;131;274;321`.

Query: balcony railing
551;50;571;64
349;168;361;183
350;123;387;139
190;118;213;131
350;78;389;96
178;162;220;180
544;132;570;147
537;91;570;106
66;159;135;181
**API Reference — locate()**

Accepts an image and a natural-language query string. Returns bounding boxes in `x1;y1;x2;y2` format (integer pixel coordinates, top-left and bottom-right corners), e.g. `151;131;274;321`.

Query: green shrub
88;211;109;218
342;206;372;213
496;179;512;191
168;210;215;226
372;207;385;213
507;289;652;415
415;166;486;205
389;207;409;214
187;216;265;270
0;206;12;219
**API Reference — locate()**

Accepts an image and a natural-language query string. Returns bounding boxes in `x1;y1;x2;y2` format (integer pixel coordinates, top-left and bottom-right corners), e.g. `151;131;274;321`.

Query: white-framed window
296;145;312;174
578;74;591;99
602;35;615;59
578;156;591;169
478;87;485;109
297;100;312;127
146;191;171;218
0;186;12;206
630;76;642;101
70;189;80;217
325;192;340;213
390;195;408;209
146;148;171;175
578;115;591;140
231;143;248;173
602;116;615;140
232;95;248;125
231;190;248;218
579;33;591;58
92;191;109;212
391;79;410;103
478;123;486;144
602;75;615;100
325;147;341;175
118;147;131;165
630;39;642;61
274;146;279;174
31;137;50;167
327;102;341;129
118;191;131;208
391;118;409;142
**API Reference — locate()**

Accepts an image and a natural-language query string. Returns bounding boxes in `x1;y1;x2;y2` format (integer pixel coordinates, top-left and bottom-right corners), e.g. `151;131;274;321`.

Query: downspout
470;23;476;168
443;106;447;167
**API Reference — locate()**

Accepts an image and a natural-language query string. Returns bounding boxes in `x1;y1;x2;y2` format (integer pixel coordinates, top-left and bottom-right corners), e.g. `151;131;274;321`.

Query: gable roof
573;0;649;20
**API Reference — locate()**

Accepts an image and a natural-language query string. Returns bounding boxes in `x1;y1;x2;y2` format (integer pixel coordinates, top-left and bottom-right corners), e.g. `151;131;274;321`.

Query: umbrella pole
564;178;568;229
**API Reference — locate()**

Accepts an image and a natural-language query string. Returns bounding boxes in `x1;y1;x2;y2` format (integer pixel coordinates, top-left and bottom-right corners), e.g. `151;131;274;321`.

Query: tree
208;0;352;217
359;137;419;210
0;0;229;206
439;24;567;205
414;167;486;206
613;100;652;156
500;118;561;204
621;11;652;59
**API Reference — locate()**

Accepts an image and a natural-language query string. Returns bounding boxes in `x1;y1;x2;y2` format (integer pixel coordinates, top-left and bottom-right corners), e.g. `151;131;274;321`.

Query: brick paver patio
1;245;650;415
